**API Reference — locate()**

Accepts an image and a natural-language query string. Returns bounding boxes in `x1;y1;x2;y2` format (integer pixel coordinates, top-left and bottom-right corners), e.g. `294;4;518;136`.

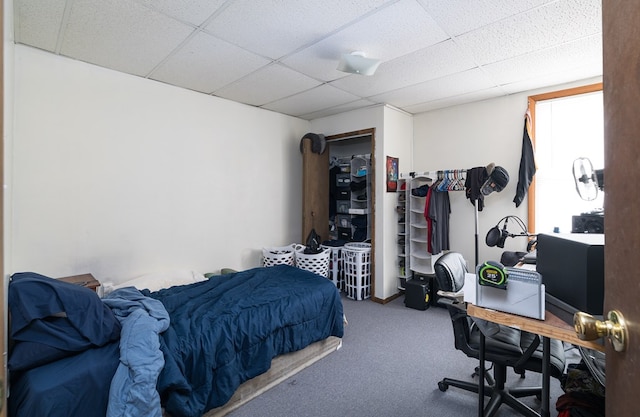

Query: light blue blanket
103;287;170;417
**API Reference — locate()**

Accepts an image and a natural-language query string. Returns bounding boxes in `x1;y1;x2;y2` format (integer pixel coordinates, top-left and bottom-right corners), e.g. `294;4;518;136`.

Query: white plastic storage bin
321;244;344;288
295;246;331;278
262;244;303;267
342;242;372;300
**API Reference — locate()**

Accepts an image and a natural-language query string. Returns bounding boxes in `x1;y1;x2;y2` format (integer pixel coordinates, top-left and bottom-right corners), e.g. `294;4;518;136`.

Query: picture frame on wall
386;156;398;192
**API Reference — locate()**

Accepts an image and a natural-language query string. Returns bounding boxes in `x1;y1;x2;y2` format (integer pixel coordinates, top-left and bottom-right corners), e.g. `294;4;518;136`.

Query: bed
8;265;344;417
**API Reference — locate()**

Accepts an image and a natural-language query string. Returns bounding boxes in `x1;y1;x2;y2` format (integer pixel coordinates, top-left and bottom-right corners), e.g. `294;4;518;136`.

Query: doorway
302;128;376;296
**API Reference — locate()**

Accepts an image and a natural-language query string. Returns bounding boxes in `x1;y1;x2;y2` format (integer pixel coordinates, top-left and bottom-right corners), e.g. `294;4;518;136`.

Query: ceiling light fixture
336;51;381;76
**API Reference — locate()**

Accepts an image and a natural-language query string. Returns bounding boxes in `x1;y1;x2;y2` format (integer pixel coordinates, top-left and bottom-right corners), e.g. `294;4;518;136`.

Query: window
528;84;604;234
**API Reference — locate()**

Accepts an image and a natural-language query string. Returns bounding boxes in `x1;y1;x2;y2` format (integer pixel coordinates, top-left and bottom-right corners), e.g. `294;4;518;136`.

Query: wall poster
386;156;399;192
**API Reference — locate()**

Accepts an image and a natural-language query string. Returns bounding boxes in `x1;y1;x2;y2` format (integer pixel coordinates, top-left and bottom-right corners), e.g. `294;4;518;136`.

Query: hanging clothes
513;113;537;207
428;187;451;254
424;186;434;254
465;166;489;211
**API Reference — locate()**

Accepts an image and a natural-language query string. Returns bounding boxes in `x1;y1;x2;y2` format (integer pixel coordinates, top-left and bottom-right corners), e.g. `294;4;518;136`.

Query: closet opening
302;128;376;298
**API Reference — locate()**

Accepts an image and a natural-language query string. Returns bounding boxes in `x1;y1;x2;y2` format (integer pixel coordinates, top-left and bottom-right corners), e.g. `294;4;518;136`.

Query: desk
467;304;604;417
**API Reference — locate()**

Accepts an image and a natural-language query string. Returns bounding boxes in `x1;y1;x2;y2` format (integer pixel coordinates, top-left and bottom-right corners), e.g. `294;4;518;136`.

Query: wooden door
602;1;640;415
302;129;377;297
1;1;6;415
301;138;329;243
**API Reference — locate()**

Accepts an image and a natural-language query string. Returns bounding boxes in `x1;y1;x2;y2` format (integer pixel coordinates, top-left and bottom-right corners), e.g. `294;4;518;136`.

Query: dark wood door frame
302;128;377;299
326;129;376;300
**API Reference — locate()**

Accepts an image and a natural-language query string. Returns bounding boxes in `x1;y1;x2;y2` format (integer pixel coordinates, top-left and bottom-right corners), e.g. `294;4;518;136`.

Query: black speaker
572;214;604;234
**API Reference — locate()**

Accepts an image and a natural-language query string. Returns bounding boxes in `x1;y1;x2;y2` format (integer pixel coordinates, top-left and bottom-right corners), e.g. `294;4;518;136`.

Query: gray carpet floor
227;294;580;417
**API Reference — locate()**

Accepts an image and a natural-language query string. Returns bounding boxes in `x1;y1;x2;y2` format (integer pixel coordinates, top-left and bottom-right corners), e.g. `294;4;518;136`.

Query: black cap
481;166;509;196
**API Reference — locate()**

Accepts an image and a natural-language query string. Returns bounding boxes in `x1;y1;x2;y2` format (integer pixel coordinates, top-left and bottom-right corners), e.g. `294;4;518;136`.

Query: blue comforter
146;265;344;417
103;287;170;417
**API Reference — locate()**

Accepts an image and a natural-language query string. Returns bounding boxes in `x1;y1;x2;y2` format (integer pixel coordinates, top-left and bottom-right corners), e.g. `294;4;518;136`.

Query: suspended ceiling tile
404;87;506;114
483;35;602;87
14;0;67;51
455;0;602;66
500;72;602;96
12;0;604;117
262;84;362;118
299;99;379;121
281;0;448;81
372;68;497;108
150;31;270;94
137;0;228;27
202;0;392;60
214;64;322;107
419;0;552;36
60;0;194;77
331;39;477;98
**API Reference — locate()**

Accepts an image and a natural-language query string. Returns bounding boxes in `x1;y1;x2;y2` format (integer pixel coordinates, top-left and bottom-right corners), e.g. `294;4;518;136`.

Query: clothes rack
406;168;483;268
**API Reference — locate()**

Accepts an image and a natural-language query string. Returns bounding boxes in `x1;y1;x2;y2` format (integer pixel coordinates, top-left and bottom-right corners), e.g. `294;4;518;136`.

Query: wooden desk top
467;303;605;352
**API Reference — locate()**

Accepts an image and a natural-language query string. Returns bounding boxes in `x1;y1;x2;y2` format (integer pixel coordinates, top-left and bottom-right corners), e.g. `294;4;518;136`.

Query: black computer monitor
536;233;604;323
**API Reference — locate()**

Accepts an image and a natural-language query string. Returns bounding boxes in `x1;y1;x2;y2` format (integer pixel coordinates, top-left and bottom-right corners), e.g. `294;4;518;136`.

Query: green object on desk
477;260;508;289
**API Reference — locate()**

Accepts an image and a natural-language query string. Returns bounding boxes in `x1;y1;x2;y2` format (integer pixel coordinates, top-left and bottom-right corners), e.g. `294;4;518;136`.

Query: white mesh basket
262;244;303;267
321;244;344;288
344;242;372;251
343;243;372;300
295;246;331;278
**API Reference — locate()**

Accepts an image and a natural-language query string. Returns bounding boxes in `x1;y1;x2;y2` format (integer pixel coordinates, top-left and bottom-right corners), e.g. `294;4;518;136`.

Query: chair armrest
437;289;465;303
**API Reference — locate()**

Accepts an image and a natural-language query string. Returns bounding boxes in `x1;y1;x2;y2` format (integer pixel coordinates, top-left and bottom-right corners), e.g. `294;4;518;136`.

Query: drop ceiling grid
214;63;322;107
482;35;602;87
299;99;379;121
371;68;498;108
150;31;271;94
201;0;396;60
59;0;195;77
12;0;604;119
14;0;66;51
281;0;449;83
404;87;506;114
137;0;228;27
261;84;363;117
419;0;557;37
454;0;602;67
330;39;479;98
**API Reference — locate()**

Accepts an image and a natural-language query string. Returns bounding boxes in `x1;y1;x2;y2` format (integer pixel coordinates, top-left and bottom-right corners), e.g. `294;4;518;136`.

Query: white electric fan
572;157;604;201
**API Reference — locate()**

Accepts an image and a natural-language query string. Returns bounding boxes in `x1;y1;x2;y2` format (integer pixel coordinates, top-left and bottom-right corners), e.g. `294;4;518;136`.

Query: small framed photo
386;156;399;192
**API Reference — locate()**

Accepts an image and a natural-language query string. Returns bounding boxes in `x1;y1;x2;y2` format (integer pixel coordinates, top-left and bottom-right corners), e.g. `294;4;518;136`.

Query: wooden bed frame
162;336;342;417
205;336;342;416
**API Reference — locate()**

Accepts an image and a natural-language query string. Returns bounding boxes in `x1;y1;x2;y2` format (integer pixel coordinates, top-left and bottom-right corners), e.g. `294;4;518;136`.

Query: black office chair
433;252;566;417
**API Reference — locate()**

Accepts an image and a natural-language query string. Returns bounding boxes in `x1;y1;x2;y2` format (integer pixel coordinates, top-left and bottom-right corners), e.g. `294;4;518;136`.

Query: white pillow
112;270;207;293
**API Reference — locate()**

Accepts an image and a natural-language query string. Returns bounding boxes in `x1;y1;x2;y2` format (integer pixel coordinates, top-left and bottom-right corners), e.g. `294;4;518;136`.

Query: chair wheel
438;381;449;392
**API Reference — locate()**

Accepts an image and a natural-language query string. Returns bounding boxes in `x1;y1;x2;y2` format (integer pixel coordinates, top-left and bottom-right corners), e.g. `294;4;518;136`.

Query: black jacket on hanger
465;166;489;211
513;117;536;208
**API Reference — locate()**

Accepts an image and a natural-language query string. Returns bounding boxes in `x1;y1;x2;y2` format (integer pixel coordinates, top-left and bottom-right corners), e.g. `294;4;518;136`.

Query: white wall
11;46;310;283
9;42;603;294
412;77;602;268
380;107;413;297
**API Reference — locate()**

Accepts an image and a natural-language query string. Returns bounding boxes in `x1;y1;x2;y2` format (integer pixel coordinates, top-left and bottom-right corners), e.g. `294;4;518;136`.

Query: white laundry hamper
342;242;372;300
262;244;303;267
295;246;331;278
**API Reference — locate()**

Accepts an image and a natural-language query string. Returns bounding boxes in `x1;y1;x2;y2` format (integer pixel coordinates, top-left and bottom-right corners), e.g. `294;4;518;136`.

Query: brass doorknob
574;310;628;352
